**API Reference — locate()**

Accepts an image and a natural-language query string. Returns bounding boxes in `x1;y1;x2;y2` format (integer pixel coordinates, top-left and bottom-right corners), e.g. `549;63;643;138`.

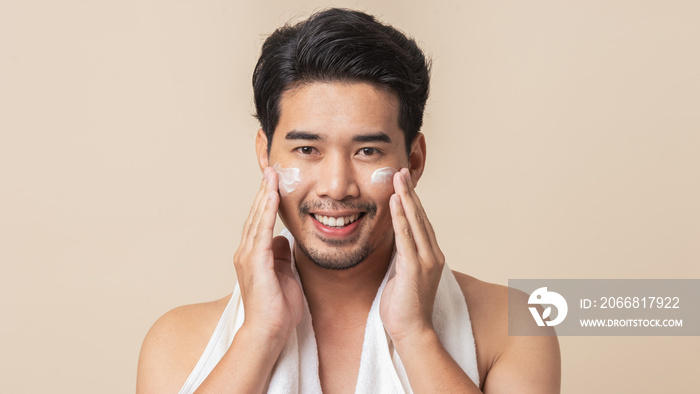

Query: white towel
180;229;480;393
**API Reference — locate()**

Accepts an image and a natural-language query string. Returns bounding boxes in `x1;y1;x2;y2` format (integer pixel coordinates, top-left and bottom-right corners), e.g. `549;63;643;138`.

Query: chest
313;317;368;394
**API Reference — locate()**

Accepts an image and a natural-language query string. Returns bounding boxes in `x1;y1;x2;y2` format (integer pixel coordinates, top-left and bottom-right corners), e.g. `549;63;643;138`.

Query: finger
271;235;292;275
248;168;278;244
241;168;272;246
401;168;440;254
393;170;433;260
390;193;420;274
253;183;280;251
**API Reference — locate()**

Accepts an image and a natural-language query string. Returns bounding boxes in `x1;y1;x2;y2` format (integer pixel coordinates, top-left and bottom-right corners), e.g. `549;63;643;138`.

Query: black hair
252;8;431;155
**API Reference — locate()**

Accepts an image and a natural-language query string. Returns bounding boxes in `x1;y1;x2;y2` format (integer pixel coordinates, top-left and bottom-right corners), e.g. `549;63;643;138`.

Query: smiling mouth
312;213;364;228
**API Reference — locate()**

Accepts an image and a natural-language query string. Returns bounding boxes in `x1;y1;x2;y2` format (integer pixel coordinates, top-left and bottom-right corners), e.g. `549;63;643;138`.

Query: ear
255;128;269;172
408;132;427;187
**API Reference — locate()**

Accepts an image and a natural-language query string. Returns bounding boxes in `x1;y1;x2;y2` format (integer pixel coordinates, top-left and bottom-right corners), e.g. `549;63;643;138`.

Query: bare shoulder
136;294;232;394
451;271;508;384
451;271;561;393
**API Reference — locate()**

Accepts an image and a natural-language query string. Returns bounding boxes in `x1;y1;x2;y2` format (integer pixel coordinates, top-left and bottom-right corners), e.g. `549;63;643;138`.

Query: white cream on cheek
273;162;302;197
370;167;398;185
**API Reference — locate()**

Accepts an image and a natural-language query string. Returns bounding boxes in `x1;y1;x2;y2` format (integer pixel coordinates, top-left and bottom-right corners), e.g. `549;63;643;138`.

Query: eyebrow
285;131;323;141
352;132;392;143
285;131;392;144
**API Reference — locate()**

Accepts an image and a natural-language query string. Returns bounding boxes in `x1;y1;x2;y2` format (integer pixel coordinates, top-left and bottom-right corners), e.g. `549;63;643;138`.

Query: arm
195;168;303;393
393;328;482;392
393;324;560;393
136;168;303;393
381;168;560;393
380;168;480;392
194;324;290;393
479;286;561;393
482;334;560;393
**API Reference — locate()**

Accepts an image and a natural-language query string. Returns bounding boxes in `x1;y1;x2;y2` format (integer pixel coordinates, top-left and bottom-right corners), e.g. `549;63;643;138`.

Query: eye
358;147;380;156
295;146;317;155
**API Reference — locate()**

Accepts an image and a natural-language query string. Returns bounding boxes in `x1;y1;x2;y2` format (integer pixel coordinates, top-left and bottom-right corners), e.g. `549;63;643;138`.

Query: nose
314;154;360;200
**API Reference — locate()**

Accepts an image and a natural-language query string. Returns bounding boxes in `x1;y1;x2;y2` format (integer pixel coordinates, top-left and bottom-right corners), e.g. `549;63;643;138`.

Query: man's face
264;81;411;270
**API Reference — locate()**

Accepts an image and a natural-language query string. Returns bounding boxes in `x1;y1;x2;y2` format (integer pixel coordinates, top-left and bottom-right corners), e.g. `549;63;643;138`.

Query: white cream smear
370;167;397;185
273;162;302;197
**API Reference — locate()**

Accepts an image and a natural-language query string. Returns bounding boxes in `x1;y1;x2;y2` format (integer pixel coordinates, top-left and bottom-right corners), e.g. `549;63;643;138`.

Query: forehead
275;81;402;144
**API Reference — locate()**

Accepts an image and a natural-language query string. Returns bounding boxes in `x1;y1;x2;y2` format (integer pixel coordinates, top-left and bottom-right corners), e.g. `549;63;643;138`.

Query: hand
380;168;445;345
233;167;304;340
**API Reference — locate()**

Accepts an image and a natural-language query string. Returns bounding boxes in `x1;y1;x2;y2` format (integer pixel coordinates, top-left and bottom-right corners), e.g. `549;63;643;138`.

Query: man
137;8;560;393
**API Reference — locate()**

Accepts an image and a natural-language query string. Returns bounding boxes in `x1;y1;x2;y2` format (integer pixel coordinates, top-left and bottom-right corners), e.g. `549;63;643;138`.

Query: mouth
312;213;364;228
310;212;366;238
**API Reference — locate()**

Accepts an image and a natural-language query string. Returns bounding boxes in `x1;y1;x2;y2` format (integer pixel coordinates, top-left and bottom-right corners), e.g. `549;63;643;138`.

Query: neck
294;239;394;316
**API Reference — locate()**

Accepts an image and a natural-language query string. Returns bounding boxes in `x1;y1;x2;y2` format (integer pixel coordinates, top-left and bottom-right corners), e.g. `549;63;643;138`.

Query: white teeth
313;213;360;227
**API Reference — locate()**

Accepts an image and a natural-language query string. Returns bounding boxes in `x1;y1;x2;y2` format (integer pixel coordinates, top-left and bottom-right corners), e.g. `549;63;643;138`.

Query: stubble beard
295;199;379;270
296;231;375;271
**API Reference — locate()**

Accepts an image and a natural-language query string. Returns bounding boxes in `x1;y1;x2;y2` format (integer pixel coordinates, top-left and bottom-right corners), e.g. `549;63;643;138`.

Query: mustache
299;200;378;218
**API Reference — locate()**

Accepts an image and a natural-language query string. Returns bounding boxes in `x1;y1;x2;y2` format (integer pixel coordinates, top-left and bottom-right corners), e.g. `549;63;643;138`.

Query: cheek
368;167;397;190
273;163;398;203
272;162;307;226
273;162;302;197
361;167;398;215
277;195;296;223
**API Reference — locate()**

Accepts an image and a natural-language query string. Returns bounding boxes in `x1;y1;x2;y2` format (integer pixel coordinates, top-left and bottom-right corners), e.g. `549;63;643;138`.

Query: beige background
1;0;698;392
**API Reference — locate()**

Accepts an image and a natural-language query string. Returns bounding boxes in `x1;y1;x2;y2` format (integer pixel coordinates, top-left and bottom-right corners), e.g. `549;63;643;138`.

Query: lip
311;212;364;238
310;210;363;217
